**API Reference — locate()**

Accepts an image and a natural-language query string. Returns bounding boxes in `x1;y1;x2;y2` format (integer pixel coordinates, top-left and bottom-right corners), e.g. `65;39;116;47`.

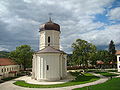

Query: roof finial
48;13;52;22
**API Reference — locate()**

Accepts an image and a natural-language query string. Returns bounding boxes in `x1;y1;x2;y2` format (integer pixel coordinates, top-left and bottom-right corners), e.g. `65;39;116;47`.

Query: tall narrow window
48;36;50;46
119;57;120;61
47;65;49;70
48;36;50;43
2;69;3;72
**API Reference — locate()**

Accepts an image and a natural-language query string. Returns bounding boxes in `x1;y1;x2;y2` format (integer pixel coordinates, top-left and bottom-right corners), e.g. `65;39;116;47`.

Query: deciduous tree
9;45;33;70
72;39;96;67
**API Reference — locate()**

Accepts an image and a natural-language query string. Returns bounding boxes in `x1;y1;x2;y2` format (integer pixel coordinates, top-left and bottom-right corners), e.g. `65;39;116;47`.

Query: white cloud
0;47;9;51
0;0;119;53
108;7;120;20
0;1;9;17
80;24;120;46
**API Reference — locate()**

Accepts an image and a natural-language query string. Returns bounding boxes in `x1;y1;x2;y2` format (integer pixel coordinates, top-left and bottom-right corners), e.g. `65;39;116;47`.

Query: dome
39;19;60;32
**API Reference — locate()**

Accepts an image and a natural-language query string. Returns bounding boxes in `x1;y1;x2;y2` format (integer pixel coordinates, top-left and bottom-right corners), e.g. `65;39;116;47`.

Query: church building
32;18;67;81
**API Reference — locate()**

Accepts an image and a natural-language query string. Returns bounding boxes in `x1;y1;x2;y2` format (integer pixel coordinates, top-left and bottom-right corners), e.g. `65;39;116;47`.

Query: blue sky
94;0;120;25
0;0;120;53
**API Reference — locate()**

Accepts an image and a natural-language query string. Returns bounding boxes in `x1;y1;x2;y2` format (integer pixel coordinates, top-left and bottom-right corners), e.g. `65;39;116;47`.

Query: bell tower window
48;36;50;46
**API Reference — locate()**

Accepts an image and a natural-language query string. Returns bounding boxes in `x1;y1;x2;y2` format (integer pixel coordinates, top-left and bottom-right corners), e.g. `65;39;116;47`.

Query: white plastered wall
0;65;20;80
39;30;60;50
117;55;120;72
32;53;67;81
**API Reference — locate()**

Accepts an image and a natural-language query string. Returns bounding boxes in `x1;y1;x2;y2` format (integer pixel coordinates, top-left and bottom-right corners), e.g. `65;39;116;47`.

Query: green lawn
14;72;99;88
107;70;117;72
95;72;118;77
0;76;20;83
73;77;120;90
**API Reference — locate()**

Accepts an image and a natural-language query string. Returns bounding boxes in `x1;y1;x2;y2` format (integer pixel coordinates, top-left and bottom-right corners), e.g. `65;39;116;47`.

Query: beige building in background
32;19;67;81
0;58;20;80
116;50;120;72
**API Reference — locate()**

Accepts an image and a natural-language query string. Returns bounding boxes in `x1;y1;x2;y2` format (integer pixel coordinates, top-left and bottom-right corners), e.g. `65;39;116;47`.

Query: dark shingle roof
39;20;60;32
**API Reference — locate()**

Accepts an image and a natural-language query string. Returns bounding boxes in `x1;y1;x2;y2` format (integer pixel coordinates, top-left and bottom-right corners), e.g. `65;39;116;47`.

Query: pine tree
108;40;116;54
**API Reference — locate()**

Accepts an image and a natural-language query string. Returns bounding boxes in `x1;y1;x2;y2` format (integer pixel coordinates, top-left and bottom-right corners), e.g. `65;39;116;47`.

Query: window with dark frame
47;65;49;70
119;57;120;61
1;69;3;72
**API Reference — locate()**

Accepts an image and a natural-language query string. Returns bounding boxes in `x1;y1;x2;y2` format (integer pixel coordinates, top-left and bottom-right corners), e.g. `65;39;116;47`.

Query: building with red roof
0;58;20;80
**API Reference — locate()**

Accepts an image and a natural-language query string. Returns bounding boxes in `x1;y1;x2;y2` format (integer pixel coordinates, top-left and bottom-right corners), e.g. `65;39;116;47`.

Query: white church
32;18;67;81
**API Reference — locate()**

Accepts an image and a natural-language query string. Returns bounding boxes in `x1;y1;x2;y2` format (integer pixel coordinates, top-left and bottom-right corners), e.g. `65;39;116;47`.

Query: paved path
15;72;75;85
109;72;120;78
0;73;109;90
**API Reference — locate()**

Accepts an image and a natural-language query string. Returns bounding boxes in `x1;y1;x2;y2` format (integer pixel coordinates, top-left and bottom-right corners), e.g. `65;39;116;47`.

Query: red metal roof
96;60;104;64
0;58;17;66
116;50;120;55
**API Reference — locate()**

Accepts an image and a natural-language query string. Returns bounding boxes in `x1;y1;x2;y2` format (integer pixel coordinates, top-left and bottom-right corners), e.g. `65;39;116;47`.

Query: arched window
48;36;50;43
48;36;50;46
47;65;49;70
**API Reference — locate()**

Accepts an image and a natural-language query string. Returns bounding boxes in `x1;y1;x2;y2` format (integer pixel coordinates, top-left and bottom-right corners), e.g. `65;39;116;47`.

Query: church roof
116;50;120;55
39;19;60;32
35;46;66;54
0;58;17;66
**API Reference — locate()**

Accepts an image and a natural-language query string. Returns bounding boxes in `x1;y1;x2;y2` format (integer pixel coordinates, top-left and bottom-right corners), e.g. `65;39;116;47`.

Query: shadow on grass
69;72;99;82
0;75;24;84
94;72;118;77
0;76;19;84
73;75;97;82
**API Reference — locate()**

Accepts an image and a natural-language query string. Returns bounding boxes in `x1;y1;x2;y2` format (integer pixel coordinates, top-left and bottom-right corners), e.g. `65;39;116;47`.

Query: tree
9;45;33;70
89;52;98;66
0;51;9;58
67;54;73;66
72;39;97;67
108;40;117;63
96;50;112;64
108;40;116;54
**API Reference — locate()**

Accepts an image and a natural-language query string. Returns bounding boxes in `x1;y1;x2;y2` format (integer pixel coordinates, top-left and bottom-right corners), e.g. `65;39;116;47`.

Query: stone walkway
0;73;109;90
109;72;120;78
15;72;75;85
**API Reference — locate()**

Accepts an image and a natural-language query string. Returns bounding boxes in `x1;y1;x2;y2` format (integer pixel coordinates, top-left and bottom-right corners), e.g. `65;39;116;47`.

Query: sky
0;0;120;53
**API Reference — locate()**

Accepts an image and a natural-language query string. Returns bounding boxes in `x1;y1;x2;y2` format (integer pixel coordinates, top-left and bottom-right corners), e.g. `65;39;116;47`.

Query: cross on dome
48;13;52;22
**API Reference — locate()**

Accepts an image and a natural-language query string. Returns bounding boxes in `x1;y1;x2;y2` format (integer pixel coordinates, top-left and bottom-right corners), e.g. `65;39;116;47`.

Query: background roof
116;50;120;55
0;58;17;66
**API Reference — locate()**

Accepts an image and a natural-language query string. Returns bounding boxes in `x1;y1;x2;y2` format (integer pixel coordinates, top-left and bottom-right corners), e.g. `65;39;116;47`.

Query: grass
73;77;120;90
95;72;118;77
14;72;99;88
107;70;117;72
0;76;20;83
